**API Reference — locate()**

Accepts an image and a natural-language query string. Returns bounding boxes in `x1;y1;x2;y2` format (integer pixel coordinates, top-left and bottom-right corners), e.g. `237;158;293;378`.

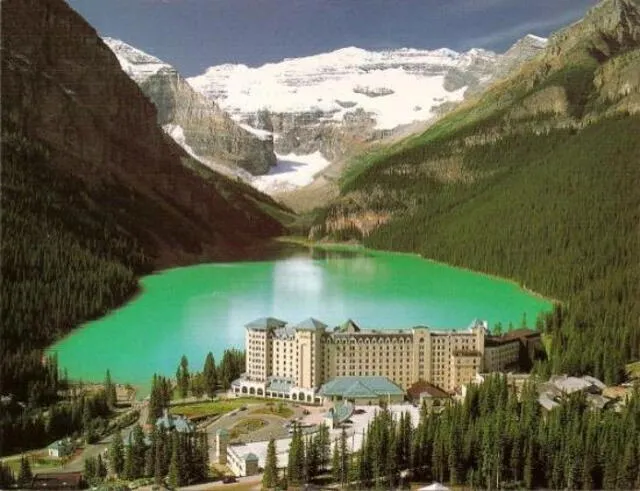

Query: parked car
222;476;237;484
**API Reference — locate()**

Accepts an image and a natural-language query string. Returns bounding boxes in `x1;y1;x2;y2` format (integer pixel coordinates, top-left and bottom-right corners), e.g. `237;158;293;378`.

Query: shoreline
276;235;559;306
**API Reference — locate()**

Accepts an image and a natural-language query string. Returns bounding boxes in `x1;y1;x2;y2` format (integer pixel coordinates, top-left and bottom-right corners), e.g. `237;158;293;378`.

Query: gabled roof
295;317;328;331
318;376;404;398
245;317;287;330
408;381;449;400
336;319;361;333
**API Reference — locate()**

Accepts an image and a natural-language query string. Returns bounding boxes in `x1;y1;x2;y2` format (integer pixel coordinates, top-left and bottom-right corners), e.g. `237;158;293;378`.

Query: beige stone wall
247;324;496;393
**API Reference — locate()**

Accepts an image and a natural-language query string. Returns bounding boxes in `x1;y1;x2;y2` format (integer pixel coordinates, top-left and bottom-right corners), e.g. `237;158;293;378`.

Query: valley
1;0;639;489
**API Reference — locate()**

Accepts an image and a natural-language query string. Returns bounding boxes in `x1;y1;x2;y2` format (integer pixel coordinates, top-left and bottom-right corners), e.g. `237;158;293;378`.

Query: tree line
263;375;640;489
315;115;640;385
148;350;245;422
84;424;209;488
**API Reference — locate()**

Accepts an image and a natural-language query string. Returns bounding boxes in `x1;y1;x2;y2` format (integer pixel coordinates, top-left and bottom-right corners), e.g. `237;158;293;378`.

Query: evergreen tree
104;369;117;409
109;430;125;476
203;352;217;398
96;454;107;480
84;456;96;484
123;444;134;480
316;423;331;472
178;355;190;399
131;424;146;478
331;441;341;484
18;455;32;487
168;432;179;488
339;427;349;487
262;438;278;489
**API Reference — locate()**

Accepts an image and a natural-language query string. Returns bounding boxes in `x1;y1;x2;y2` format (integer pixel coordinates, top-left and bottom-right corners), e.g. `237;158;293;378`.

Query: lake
49;243;552;389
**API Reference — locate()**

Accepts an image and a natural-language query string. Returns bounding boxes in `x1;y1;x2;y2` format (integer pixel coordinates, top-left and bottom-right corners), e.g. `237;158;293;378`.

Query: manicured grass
1;451;64;474
169;397;262;418
250;401;294;419
229;418;266;440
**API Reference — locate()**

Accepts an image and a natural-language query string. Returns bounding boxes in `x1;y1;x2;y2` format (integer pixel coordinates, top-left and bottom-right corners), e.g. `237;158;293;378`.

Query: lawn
1;451;64;474
169;397;262;418
250;401;294;419
228;418;266;440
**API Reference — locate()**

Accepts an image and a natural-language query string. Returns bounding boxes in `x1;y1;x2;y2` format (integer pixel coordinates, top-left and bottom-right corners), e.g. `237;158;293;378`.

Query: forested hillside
313;0;640;383
0;0;290;406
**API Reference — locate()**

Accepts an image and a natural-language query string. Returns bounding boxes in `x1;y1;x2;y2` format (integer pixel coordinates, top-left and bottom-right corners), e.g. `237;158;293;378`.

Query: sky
68;0;599;77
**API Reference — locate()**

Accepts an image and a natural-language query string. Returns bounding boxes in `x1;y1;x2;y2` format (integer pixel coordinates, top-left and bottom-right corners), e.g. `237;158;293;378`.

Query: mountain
103;37;276;176
188;39;546;162
312;0;640;384
187;46;497;161
1;0;290;395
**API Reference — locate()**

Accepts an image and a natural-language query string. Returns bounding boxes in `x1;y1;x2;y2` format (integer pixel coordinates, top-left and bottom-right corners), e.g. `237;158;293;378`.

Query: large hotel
232;317;541;404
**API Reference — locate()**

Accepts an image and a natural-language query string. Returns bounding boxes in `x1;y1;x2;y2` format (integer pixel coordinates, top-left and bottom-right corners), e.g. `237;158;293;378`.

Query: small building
408;381;451;413
29;472;84;490
323;400;355;428
47;438;73;458
318;376;405;405
156;408;194;433
226;444;260;477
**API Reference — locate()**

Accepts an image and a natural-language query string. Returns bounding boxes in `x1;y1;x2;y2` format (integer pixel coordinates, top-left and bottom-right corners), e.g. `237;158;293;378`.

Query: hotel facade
234;317;541;403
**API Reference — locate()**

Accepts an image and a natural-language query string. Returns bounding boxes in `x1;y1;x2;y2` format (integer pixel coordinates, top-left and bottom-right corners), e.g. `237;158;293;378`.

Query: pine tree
339;427;349;487
263;438;278;489
178;355;190;399
168;432;180;488
331;441;341;484
18;455;32;487
123;444;134;480
84;456;96;484
104;369;117;409
203;352;217;398
109;430;125;476
317;423;331;472
130;424;146;478
96;454;107;480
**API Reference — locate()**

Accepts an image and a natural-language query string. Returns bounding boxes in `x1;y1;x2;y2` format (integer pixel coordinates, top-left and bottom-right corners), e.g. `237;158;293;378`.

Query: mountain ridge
103;37;277;176
311;0;640;383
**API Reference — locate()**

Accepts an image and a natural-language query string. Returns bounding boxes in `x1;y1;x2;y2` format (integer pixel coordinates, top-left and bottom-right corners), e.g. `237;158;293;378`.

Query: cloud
460;7;586;49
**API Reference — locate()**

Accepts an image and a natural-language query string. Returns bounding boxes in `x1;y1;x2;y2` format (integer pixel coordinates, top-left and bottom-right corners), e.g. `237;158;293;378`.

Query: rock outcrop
1;0;286;266
104;38;276;175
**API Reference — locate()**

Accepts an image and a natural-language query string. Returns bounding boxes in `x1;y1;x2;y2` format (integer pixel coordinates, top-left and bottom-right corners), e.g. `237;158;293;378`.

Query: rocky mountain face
187;39;547;164
1;0;287;268
103;38;276;175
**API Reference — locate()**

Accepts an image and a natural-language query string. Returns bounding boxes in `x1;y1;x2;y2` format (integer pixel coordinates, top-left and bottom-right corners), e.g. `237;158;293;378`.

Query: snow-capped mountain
103;37;171;84
187;37;545;164
188;46;497;131
103;37;277;176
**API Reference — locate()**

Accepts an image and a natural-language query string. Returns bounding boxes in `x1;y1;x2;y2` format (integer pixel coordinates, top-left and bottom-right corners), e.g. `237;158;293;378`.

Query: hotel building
234;317;541;403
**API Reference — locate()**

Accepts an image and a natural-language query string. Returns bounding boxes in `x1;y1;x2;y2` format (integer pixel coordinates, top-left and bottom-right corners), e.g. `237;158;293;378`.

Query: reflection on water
50;241;551;389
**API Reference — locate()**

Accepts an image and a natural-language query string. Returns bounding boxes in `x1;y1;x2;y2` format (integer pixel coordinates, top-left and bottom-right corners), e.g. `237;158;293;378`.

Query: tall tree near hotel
104;369;117;409
316;423;331;472
109;430;125;476
287;424;305;485
177;355;190;399
263;438;278;489
203;352;217;397
17;456;32;487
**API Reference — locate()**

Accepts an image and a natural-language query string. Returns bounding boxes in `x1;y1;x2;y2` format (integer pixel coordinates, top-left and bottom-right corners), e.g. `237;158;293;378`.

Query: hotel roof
295;317;328;330
245;317;287;330
319;376;404;398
